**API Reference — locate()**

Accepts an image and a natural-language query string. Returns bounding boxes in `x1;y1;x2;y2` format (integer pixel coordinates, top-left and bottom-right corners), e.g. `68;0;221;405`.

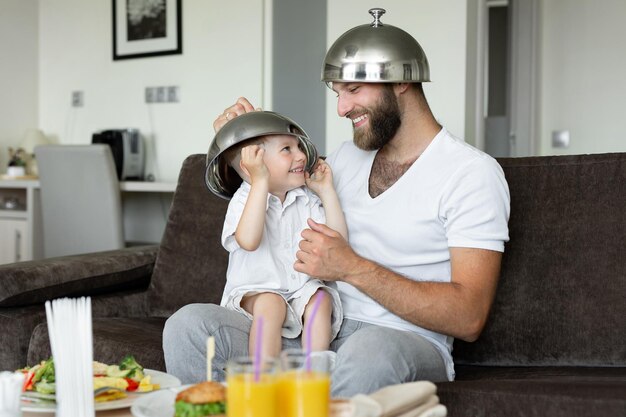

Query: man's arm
294;219;502;342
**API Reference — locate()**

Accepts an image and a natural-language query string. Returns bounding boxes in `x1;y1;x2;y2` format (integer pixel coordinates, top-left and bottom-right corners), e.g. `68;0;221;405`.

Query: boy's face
262;134;307;196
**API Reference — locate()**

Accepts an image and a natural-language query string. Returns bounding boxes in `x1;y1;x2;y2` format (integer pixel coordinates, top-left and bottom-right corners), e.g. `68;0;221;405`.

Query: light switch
552;130;570;148
145;87;156;103
72;91;84;107
167;86;179;102
156;87;166;103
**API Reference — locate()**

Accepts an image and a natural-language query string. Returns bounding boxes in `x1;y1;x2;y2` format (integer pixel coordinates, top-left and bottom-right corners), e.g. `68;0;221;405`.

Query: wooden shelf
0;209;27;219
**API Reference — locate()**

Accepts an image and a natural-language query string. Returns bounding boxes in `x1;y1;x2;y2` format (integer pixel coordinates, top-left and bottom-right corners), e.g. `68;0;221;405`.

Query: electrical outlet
145;87;156;103
167;86;179;102
552;130;570;148
145;86;180;103
72;91;84;107
156;87;166;103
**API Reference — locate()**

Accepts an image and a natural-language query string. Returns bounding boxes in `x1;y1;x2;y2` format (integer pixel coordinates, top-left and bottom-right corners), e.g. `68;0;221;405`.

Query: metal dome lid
205;111;318;200
322;8;430;84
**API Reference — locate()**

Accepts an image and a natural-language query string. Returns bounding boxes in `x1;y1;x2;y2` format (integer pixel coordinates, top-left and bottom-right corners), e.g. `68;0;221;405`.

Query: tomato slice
124;378;139;392
22;370;35;392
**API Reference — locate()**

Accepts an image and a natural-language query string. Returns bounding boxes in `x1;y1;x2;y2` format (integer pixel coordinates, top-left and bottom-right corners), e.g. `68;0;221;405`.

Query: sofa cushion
0;304;47;371
0;246;157;308
148;155;230;317
453;364;626;381
453;153;626;367
437;376;626;417
4;287;148;370
28;317;167;371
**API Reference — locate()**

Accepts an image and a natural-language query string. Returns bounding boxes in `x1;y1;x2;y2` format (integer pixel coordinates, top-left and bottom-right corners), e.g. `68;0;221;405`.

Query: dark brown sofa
1;152;625;416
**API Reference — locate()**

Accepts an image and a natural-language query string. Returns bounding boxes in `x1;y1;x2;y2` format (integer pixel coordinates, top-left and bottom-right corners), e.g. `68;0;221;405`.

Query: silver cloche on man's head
205;111;318;200
321;8;430;85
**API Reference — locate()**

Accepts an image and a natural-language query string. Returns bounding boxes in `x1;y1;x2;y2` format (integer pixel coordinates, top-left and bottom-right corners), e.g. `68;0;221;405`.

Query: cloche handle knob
369;8;386;27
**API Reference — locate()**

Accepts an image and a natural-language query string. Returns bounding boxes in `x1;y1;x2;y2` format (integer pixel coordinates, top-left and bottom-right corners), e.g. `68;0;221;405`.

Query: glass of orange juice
226;356;278;417
277;349;331;417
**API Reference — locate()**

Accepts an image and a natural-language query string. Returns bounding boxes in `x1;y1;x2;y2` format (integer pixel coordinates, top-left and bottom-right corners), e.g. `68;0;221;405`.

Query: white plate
131;384;190;417
21;369;181;413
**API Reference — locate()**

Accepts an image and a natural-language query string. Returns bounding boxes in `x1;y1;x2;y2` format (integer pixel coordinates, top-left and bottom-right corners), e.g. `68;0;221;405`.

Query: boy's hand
240;145;269;183
306;159;333;197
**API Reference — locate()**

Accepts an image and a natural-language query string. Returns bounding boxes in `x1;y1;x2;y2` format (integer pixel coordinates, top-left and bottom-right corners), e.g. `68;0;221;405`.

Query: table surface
0;178;176;193
23;410;132;417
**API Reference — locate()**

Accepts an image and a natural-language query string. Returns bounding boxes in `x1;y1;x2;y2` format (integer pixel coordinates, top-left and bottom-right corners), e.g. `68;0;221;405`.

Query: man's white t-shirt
325;127;510;380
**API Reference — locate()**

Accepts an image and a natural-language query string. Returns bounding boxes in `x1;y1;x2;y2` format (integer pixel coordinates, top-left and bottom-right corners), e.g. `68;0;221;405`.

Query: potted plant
7;147;27;177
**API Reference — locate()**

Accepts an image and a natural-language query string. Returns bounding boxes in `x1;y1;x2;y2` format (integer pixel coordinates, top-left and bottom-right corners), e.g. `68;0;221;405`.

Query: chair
35;145;124;258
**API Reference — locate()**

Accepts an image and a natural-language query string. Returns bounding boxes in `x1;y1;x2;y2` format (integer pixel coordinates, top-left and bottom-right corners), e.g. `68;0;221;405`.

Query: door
507;0;539;156
469;0;539;157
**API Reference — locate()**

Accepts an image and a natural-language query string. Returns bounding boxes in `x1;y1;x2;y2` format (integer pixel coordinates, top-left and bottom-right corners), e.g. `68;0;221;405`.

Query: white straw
45;297;95;417
207;336;215;381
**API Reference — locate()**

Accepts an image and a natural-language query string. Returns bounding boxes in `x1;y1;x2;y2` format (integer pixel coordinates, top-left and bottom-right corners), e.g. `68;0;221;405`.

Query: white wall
539;0;626;155
325;0;467;154
5;0;625;181
38;0;265;182
0;0;39;170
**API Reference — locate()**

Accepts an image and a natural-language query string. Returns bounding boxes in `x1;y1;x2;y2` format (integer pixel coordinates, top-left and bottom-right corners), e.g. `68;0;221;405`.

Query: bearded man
163;9;510;397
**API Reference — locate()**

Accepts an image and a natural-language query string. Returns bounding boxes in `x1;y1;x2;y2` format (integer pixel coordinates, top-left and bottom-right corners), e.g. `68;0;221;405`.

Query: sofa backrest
453;153;626;367
149;153;625;366
148;154;229;317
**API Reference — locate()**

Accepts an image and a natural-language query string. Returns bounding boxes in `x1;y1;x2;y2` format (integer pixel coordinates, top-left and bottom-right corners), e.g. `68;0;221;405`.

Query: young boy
206;111;346;360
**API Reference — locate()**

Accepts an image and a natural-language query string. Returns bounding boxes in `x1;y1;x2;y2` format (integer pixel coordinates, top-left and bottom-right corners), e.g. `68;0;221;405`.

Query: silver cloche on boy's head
205;111;318;200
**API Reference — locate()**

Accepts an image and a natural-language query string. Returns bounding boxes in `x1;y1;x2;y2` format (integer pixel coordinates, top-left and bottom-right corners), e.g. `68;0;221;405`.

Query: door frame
466;0;540;156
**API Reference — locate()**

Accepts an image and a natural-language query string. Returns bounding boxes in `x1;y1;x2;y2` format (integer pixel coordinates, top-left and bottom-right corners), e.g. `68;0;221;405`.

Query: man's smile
351;114;369;128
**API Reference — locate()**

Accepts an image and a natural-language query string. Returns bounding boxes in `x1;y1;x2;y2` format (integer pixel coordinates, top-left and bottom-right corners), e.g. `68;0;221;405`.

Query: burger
174;381;226;417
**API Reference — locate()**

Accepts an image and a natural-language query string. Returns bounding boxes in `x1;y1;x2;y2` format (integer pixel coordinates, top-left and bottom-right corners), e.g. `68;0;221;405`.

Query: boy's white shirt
220;182;343;338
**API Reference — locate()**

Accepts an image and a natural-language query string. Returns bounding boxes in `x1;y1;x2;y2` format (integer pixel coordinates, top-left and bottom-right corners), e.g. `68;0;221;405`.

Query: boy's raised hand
240;144;269;183
306;159;333;197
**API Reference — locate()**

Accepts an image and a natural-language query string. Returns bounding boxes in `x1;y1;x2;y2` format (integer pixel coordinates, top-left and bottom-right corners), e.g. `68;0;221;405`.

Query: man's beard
353;86;402;151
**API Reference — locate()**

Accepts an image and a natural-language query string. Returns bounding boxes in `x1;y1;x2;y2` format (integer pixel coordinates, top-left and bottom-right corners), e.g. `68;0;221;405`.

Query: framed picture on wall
112;0;182;60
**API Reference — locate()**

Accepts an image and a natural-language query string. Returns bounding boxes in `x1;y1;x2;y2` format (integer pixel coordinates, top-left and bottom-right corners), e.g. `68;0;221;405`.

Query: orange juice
227;373;277;417
277;370;330;417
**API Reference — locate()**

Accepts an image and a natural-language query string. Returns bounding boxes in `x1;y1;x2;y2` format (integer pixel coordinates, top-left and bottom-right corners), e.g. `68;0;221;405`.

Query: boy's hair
222;136;265;171
221;125;306;179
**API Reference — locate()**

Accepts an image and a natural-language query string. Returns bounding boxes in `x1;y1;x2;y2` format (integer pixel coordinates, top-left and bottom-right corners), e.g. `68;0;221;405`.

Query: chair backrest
453;153;626;367
147;154;229;317
35;145;124;258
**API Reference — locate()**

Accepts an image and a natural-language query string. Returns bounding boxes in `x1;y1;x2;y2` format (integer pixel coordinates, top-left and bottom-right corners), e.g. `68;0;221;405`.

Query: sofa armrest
0;245;158;307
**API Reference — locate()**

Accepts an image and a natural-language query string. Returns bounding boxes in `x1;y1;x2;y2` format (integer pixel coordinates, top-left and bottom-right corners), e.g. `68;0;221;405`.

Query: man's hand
294;219;364;281
296;220;502;342
240;145;269;184
213;97;261;133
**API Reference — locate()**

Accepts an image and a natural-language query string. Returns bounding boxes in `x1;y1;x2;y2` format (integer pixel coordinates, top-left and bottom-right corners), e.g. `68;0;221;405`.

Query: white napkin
45;297;94;417
330;381;447;417
0;371;25;417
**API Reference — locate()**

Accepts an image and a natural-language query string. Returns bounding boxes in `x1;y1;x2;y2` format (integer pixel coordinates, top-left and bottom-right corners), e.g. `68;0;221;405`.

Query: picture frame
112;0;182;60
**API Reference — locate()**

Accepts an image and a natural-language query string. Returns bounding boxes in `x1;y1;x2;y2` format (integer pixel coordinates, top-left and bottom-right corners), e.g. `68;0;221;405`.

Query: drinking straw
305;291;325;371
206;336;215;381
254;316;263;382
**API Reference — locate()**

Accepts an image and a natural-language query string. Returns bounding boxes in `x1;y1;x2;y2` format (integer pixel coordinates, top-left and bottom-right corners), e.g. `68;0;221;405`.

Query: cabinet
0;179;174;264
0;218;27;263
0;179;42;265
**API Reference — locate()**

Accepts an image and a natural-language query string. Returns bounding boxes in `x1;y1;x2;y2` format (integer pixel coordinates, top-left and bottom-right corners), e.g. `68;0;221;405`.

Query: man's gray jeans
163;303;448;397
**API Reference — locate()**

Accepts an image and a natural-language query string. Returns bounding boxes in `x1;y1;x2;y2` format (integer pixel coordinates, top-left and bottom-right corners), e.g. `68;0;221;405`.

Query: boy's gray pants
163;303;448;397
